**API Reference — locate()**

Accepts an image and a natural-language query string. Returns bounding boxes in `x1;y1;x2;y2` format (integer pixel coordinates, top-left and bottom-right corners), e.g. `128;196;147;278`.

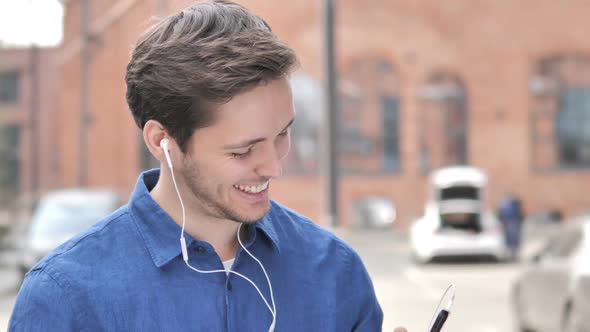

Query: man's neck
150;169;241;261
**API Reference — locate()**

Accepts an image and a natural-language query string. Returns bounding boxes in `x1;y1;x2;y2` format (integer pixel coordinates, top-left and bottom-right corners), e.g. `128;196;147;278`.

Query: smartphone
429;309;449;332
427;284;455;332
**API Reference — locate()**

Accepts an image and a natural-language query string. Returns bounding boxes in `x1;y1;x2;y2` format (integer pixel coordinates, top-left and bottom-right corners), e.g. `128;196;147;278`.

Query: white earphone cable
163;142;276;330
237;223;277;329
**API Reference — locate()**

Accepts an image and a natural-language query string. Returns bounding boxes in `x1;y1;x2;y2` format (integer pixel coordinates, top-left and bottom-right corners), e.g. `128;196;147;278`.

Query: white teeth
234;181;269;194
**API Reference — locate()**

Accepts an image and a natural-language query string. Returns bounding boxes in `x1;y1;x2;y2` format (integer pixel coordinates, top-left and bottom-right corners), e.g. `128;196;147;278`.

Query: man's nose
255;146;283;178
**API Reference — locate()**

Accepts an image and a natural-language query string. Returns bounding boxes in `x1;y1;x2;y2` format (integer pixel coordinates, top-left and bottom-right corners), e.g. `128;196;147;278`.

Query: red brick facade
0;47;60;214
55;0;590;227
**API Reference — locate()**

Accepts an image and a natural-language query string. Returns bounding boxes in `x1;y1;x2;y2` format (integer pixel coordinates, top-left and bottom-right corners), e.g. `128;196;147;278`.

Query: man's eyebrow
223;137;266;150
222;118;295;150
281;118;295;132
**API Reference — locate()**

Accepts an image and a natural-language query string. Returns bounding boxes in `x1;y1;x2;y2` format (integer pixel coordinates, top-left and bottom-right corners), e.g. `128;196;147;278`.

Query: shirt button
195;246;206;253
227;282;232;291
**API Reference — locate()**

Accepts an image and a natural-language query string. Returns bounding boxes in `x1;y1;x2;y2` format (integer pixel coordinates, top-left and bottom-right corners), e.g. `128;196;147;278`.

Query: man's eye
230;147;253;159
278;128;290;137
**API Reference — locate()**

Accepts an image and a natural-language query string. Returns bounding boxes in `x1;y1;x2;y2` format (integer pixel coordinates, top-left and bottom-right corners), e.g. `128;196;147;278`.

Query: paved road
337;229;522;332
0;229;522;332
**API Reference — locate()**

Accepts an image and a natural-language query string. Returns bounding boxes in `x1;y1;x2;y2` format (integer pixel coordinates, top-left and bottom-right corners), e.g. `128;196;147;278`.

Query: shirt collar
129;169;186;268
254;209;281;253
128;169;280;268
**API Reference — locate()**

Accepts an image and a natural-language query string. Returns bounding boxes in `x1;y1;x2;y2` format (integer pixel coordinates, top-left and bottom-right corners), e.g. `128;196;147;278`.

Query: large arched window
339;58;401;174
285;60;401;175
417;72;468;171
530;55;590;170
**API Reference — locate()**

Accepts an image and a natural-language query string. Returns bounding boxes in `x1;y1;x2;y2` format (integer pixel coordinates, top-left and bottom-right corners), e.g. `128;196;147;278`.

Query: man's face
178;78;294;224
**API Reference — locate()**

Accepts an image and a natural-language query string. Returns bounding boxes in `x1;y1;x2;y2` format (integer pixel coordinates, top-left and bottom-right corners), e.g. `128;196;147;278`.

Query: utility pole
79;0;91;187
29;45;39;197
323;0;340;227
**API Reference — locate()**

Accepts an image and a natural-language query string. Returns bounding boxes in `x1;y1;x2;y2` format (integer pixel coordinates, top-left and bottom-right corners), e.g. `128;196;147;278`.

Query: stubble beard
180;157;270;224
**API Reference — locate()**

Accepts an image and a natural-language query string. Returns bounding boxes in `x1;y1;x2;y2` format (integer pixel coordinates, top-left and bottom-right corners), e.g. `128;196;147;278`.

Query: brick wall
57;0;590;227
0;48;60;201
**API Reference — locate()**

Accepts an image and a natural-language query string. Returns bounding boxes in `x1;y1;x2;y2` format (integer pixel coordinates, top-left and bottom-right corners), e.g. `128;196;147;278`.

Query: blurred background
1;0;590;331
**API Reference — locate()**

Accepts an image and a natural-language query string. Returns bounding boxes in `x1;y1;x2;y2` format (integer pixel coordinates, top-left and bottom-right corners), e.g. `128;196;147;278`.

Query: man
497;193;524;262
10;1;407;331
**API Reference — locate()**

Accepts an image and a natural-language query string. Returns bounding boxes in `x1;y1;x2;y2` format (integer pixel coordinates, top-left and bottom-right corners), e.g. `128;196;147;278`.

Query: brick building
0;47;60;218
56;0;590;227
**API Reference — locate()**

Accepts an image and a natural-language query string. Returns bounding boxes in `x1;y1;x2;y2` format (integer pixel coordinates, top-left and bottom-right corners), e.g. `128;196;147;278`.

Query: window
0;71;20;103
339;58;401;174
382;96;400;171
0;125;20;207
531;55;590;170
556;88;590;167
418;72;468;172
440;186;479;200
286;61;402;175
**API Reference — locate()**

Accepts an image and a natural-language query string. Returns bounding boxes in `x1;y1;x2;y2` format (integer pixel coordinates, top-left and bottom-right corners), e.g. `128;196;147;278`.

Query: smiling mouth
233;181;270;194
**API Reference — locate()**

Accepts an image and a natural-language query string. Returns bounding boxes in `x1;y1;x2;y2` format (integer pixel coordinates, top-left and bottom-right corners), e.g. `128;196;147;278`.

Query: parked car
511;216;590;332
350;196;396;229
18;189;121;277
520;209;563;260
410;166;507;263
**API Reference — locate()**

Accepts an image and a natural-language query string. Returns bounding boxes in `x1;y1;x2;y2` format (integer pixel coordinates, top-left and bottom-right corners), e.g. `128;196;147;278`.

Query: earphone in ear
160;138;173;169
160;138;169;149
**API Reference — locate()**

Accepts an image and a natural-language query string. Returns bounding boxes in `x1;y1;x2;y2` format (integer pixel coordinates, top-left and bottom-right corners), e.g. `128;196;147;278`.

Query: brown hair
125;0;298;153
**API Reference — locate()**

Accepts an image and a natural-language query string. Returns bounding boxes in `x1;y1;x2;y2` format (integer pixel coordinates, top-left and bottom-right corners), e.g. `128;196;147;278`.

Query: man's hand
394;327;408;332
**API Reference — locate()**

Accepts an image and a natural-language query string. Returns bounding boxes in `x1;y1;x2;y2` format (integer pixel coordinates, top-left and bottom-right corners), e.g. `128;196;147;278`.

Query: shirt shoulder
9;267;81;331
10;207;131;330
29;205;134;282
267;200;357;261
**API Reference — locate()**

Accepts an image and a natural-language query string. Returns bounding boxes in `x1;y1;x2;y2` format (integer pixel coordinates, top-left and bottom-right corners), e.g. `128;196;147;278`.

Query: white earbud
160;138;173;169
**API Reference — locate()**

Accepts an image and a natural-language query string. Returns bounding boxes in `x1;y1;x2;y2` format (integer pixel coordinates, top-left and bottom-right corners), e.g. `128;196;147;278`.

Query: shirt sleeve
348;250;384;332
8;269;80;331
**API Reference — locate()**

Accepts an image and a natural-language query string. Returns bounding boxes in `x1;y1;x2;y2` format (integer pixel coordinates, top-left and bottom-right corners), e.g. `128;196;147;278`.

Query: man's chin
242;210;271;223
234;202;271;223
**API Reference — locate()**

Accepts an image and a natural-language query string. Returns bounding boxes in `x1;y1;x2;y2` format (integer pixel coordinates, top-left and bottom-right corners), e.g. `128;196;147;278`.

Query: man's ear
143;120;176;166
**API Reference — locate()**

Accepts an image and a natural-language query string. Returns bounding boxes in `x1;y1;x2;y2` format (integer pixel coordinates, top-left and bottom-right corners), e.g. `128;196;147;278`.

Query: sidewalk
331;227;410;248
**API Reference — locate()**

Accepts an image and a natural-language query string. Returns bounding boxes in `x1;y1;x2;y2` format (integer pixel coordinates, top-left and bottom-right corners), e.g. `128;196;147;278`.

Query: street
337;229;521;332
0;229;522;332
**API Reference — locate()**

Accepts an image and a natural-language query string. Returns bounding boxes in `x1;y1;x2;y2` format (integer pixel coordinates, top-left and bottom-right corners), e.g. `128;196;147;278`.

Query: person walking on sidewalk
497;193;524;261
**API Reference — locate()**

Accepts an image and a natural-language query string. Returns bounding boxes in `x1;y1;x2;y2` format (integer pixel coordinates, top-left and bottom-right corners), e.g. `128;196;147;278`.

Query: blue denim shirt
9;169;383;331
